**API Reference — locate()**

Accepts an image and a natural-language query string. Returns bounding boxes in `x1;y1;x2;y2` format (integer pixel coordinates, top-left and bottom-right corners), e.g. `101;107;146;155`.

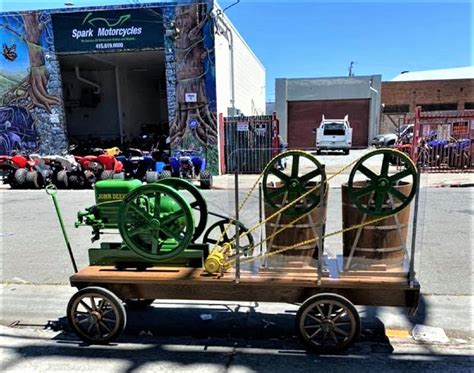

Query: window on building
383;104;409;113
420;103;457;111
464;102;474;110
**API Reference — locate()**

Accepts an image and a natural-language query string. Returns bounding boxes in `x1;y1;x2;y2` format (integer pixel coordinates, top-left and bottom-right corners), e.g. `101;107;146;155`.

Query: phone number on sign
95;42;124;49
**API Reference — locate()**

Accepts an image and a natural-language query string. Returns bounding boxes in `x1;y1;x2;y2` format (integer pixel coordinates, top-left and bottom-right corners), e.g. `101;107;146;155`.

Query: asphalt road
0;184;472;370
0;187;471;295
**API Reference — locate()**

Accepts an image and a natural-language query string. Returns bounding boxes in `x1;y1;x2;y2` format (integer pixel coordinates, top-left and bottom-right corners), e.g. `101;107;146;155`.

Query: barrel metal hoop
266;222;323;229
342;203;403;209
354;246;404;253
362;224;408;230
270;244;316;251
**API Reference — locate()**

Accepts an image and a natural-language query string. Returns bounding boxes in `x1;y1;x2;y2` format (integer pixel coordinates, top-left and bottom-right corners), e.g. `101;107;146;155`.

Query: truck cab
314;115;352;155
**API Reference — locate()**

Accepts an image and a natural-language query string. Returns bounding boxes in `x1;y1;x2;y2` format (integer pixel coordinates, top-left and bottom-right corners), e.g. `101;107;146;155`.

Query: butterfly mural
2;43;17;61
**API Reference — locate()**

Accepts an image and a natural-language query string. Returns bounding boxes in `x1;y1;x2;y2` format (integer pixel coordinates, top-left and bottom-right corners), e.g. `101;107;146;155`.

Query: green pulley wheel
262;150;326;216
202;218;255;256
348;149;418;216
118;183;194;261
157;177;208;241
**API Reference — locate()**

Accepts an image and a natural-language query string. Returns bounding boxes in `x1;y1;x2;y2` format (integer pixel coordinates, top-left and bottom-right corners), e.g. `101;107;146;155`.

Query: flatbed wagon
52;149;422;352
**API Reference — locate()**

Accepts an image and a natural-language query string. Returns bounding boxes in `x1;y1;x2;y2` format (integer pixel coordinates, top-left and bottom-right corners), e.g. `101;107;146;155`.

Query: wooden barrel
264;181;328;266
341;181;411;270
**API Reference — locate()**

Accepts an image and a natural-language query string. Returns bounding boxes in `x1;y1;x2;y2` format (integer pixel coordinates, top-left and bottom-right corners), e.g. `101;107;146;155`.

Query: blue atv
168;148;213;189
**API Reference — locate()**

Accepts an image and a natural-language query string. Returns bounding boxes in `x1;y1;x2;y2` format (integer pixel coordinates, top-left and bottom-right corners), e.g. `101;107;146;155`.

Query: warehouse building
0;0;265;173
380;66;474;133
275;75;381;149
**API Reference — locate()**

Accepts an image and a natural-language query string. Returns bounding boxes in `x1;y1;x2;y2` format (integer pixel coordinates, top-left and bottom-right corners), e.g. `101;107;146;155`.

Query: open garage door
287;99;370;149
59;50;168;149
53;7;168;150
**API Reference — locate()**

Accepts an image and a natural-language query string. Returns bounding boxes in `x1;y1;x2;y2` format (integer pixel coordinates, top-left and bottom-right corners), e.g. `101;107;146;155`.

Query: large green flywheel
262;150;326;216
157;177;208;241
118;184;195;261
348;149;418;216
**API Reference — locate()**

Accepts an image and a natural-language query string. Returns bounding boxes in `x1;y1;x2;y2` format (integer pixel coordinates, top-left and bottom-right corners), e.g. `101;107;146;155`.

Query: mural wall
0;1;218;173
0;11;67;155
166;1;218;173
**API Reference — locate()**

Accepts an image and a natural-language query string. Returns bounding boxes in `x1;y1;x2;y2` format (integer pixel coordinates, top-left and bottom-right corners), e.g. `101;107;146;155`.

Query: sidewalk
1;284;473;372
213;172;474;190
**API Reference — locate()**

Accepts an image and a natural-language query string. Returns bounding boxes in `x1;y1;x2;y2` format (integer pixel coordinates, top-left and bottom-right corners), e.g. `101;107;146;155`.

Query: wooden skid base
70;266;420;311
337;255;410;278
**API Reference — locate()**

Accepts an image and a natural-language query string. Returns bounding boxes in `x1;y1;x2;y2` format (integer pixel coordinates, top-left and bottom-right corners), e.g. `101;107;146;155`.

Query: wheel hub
321;320;334;333
288;179;301;192
377;177;390;191
90;310;102;322
150;218;161;229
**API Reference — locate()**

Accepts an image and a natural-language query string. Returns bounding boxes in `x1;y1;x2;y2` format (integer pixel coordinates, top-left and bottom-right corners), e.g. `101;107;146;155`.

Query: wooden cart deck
71;265;420;312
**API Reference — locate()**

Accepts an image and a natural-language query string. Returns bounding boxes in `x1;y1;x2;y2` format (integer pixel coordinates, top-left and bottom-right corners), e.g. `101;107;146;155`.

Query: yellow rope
233;212;397;266
226;148;416;266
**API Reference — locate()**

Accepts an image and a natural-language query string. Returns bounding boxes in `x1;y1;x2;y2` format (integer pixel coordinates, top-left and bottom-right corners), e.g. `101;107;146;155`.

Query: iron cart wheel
296;293;360;353
118;183;195;261
347;149;418;216
67;286;127;345
124;298;155;310
262;150;326;216
157;177;208;241
203;218;255;256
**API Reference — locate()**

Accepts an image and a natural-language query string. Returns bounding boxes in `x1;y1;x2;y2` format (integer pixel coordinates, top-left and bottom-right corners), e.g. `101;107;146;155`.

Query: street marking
385;329;411;338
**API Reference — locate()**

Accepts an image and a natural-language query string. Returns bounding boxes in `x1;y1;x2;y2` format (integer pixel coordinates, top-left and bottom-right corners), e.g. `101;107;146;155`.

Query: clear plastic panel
207;147;423;284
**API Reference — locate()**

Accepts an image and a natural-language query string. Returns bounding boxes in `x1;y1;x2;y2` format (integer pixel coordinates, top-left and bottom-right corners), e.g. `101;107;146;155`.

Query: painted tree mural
2;13;61;113
169;3;217;147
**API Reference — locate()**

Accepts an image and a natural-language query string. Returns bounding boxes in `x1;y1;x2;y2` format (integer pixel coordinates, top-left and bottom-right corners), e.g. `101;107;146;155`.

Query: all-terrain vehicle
146;148;212;189
0;154;28;188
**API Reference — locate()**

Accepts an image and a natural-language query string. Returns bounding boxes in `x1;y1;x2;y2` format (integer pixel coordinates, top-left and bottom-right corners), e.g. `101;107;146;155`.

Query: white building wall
213;2;265;117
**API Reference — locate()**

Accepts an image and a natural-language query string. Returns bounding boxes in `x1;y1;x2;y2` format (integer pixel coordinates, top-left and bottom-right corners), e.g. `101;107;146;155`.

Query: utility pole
348;61;355;77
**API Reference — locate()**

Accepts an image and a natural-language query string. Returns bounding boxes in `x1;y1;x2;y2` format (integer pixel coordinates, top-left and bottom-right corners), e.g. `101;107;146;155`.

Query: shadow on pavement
2;299;472;372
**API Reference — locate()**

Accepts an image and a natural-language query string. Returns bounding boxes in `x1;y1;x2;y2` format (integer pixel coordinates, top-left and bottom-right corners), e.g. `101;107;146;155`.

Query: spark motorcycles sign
52;8;164;53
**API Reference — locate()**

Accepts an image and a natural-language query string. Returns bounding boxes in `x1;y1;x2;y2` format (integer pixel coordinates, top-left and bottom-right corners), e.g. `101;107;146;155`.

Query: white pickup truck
314;115;353;155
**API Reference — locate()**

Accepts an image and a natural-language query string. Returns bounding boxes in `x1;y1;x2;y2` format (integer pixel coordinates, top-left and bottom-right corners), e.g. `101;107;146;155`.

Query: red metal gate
403;108;473;172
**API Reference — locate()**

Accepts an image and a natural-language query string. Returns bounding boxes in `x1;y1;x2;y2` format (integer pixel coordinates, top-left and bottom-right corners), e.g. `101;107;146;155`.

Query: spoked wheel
118;184;195;261
296;293;360;353
202;218;255;256
348;149;418;216
67;287;126;345
157;177;208;241
262;150;326;216
124;298;155;310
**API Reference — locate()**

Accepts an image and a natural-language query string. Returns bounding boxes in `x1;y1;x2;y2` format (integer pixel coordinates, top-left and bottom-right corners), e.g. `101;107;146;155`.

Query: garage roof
391;66;474;81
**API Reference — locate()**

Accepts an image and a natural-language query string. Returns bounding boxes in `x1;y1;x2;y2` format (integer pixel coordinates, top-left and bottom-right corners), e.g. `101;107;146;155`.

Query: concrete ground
1;284;473;372
1;148;472;371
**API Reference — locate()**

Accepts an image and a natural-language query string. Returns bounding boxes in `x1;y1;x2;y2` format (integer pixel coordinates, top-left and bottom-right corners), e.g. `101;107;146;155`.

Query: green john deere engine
76;179;207;269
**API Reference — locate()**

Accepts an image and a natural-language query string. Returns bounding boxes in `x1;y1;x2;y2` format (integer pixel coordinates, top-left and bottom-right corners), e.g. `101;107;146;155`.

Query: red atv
0;154;28;188
74;153;124;186
0;154;50;189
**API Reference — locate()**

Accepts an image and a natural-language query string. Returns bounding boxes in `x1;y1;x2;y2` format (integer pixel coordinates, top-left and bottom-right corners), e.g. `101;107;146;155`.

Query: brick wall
380;79;474;133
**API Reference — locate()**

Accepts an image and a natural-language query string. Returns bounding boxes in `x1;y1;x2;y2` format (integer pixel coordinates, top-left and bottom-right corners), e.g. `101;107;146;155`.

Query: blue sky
1;0;472;100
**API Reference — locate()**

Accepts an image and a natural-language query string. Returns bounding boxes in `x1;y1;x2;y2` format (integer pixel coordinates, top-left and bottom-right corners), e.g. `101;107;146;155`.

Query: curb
435;182;474;188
